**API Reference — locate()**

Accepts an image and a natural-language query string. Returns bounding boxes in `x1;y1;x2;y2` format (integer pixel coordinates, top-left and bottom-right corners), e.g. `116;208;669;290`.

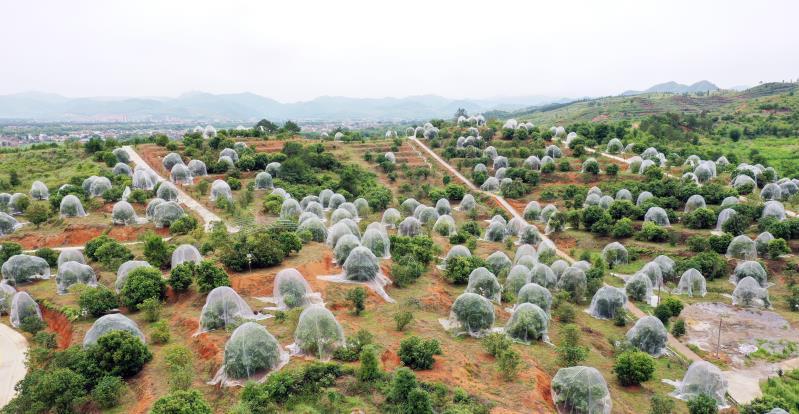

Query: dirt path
0;323;28;407
122;146;239;233
409;137;704;365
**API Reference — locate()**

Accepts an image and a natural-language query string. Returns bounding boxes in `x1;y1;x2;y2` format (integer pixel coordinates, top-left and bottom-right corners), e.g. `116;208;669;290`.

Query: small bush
768;238;790;259
78;285;119;317
687;394;718;414
444;255;486;285
497;349;522;381
140;298;162;322
671;319;686;337
91;376;124;409
150;320;171;344
613;350;655;386
346;287;366;315
168;262;194;293
398;336;442;370
21;315;46;334
482;333;512;357
394;311;414;331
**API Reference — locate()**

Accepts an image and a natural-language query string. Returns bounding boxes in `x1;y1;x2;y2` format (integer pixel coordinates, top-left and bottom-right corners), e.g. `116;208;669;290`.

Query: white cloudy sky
1;0;797;102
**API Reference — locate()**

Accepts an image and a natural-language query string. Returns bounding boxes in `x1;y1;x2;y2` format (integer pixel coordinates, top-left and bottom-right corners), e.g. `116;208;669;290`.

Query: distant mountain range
0;91;569;123
621;80;720;96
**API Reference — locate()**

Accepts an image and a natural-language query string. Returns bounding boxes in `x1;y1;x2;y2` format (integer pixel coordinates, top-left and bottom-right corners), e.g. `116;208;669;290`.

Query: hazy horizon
1;0;798;102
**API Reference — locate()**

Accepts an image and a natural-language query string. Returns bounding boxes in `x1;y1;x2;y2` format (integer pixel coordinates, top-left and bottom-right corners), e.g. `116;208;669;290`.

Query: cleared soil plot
682;302;799;367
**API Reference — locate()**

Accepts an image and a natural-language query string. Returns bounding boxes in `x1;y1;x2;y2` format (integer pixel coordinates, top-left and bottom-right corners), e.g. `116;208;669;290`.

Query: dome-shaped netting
506;217;526;238
545;145;562;158
505;303;549;343
485;221;506;242
292;304;345;360
733;276;770;308
163;153;184;171
515;255;537;271
115;260;151;292
483;146;498;160
318;189;334;208
458;194;476;212
551;366;612;414
524;156;541;170
583;193;601;208
481;177;500;192
210;180;233;202
342;246;380;282
279;199;302;221
581;158;599;174
636;191;654;207
762;200;786;220
504;265;531;297
211;322;289;386
780;181;799;197
628;156;643;173
444;292;495;337
112;162;132;176
297;217;327;242
187;159;207;177
474;163;488;174
636;261;663;289
672;268;706;297
361;228;389;259
466;267;502;302
152;201;184;228
587;286;627;319
9;291;42;328
398;216;422;237
171;244;202;269
59;194;87;217
434;198;451;216
625;272;654;302
56;261;97;294
493;156;509;170
145;198;165;218
400;198;420;215
684;195;706;213
170;164;193;185
755;231;774;256
83;313;145;347
353;198;370;217
715;208;737;232
157;181;180;201
485;251;512;275
681;173;699;185
1;254;50;284
325;221;358;248
638;159;658;174
671;361;728;406
644;207;670;226
558;267;587;301
626;316;667;356
494;167;507;180
57;249;85;266
614;189;632;202
338;202;359;220
727;235;757;260
333;234;360;266
719;197;738;208
304;201;324;218
380;208;401;228
684;155;701;168
111;201;141;225
537;239;558;258
549;260;568;279
528;263;555;288
330;208;353;225
0;212;21;235
516;283;553;313
220;148;239;163
522;201;542;221
132;168;157;190
433;214;456;236
541;204;558;224
490;214;507;226
29;181;49;200
732;174;757;191
0;281;16;314
328;193;346;211
606;139;623;154
217;156;235;170
651;255;675;282
601;242;628;266
732;260;767;287
271;187;290;200
694;163;715;183
81;176;98;194
598;196;614;210
761;183;783;201
112;147;130;163
199;286;263;333
269;268;319;310
87;176;112;198
514;244;536;262
383;151;396;163
299;195;319;210
519;225;542;245
572;261;591;272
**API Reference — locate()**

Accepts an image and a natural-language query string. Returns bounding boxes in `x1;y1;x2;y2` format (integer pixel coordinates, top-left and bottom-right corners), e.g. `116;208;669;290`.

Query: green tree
26;202;51;228
91;375;124;409
143;232;172;269
34;247;59;267
150;390;212;414
393;311;414;331
6;368;87;413
613;350;655;386
195;260;230;294
444;255;486;284
388;367;418;404
346;287;366;315
357;344;381;383
405;388;434;414
648;393;676;414
497;349;522;381
140;297;162;322
8;170;20;187
398;336;442;370
87;330;152;378
168;262;194;293
94;240;133;269
78;285;119;317
687;394;718;414
556;324;587;367
121;266;166;310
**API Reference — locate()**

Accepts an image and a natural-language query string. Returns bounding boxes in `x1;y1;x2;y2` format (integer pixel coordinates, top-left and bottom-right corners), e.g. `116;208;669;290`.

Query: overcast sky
1;0;797;102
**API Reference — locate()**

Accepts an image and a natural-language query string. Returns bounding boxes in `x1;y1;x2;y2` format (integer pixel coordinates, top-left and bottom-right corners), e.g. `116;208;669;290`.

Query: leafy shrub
94;240;134;269
394;311;414;331
768;238;790;259
611;218;635;238
150;320;171;344
635;222;669;242
346;287;366;315
683;251;727;280
613;350;655;386
444;256;486;285
195;260;230;294
121;266;166;310
140;298;162;322
556;324;587;367
143;232;172;269
169;216;198;235
168;262;194;292
687;394;718;414
21;315;46;334
398;336;442;370
683;208;716;229
150;390;212;414
87;330;152;378
34;247;58;267
78;285;119;317
91;376;124;408
672;319;686;337
482;333;512;357
708;233;733;254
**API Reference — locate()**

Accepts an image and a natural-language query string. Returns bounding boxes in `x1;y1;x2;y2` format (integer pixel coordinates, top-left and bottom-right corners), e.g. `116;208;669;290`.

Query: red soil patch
8;224;168;250
130;371;156;414
41;306;73;349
